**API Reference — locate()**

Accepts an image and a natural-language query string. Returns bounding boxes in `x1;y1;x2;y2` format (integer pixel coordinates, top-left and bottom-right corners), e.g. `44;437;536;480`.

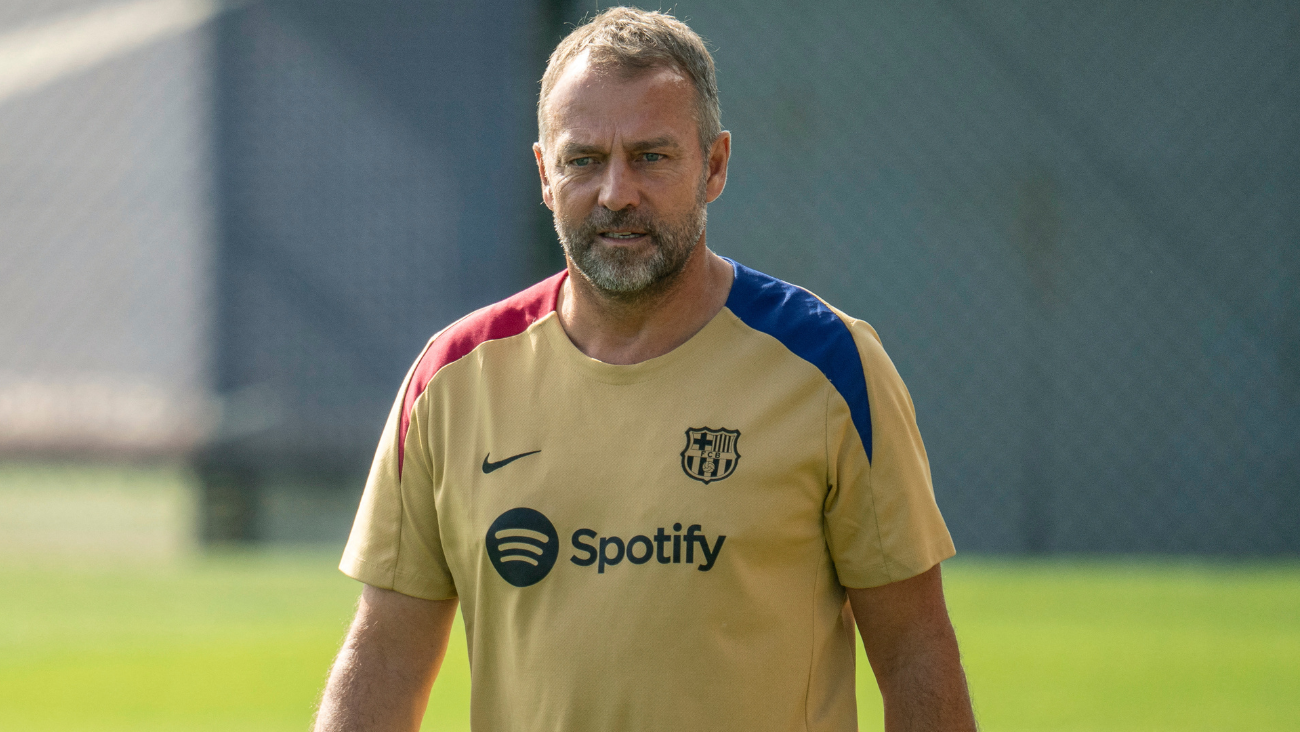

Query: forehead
545;53;698;148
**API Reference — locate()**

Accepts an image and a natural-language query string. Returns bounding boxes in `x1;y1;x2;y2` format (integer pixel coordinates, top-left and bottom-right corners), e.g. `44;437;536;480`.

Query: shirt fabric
341;258;955;732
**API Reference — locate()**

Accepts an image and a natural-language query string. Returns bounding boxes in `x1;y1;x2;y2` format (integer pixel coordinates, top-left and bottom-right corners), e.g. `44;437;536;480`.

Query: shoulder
405;270;566;408
394;270;566;474
724;258;881;373
725;259;874;343
723;259;876;459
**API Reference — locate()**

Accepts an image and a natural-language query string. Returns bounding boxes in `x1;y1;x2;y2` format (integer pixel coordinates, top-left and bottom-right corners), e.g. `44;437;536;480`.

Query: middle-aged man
315;8;976;732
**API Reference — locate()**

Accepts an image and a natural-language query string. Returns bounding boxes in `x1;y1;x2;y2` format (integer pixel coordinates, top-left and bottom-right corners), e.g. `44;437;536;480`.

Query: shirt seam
827;350;890;587
803;543;821;732
857;334;892;584
394;434;407;591
823;379;832;499
397;384;439;591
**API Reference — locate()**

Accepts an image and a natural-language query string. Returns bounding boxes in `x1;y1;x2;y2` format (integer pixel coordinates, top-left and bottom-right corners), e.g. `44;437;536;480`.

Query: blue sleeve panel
723;259;873;463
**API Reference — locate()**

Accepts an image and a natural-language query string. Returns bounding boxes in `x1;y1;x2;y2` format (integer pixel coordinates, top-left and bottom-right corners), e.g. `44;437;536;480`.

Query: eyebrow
556;143;606;159
555;136;683;160
626;136;681;152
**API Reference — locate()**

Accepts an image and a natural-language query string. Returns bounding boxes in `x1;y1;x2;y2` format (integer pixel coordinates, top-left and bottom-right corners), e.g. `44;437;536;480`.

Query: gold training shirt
341;259;955;732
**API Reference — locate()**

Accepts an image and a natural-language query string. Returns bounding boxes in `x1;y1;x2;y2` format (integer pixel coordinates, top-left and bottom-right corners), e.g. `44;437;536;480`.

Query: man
315;8;976;732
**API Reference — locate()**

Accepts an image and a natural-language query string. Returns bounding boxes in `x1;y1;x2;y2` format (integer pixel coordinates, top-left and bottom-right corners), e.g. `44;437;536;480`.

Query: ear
704;131;731;204
534;142;555;211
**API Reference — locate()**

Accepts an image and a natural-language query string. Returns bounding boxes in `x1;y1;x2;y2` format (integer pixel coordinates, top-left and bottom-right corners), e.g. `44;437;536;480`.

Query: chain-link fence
671;0;1300;554
2;0;1296;552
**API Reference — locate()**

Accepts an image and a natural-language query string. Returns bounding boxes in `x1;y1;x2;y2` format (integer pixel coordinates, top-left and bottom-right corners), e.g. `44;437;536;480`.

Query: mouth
598;229;649;243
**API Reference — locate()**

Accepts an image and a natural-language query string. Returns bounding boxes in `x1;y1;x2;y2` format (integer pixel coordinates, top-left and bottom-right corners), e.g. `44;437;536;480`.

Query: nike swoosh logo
482;450;541;474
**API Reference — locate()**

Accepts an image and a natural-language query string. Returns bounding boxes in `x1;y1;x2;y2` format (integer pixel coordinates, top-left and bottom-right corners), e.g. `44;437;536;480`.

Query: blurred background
1;1;1296;730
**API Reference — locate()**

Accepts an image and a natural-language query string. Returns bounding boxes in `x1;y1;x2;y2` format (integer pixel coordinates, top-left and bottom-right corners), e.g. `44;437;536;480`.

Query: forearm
848;565;977;732
314;636;431;731
314;586;458;732
874;623;976;732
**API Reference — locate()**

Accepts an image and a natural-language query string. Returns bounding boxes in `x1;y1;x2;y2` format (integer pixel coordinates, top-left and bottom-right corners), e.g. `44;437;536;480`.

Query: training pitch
0;550;1295;731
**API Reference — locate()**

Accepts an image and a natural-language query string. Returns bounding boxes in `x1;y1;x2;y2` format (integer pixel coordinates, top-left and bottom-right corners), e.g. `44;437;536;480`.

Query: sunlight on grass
0;543;1295;731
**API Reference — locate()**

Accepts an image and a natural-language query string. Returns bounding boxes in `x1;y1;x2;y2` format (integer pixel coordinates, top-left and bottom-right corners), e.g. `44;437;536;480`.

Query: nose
597;155;640;211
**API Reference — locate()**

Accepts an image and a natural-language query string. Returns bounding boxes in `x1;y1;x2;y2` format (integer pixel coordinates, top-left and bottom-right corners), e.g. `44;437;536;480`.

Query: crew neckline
539;259;739;385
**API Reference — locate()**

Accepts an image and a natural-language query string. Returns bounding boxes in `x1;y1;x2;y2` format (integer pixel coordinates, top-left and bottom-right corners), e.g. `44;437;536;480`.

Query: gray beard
556;195;707;300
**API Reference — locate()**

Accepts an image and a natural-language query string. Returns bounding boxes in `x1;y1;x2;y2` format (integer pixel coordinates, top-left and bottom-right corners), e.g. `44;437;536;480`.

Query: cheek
551;176;594;213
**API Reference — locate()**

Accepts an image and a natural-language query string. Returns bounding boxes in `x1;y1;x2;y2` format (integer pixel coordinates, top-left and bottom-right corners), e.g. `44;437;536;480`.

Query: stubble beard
555;183;708;302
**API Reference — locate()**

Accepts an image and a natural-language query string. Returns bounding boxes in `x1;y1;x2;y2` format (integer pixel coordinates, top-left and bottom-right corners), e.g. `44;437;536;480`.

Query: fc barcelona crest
681;427;741;484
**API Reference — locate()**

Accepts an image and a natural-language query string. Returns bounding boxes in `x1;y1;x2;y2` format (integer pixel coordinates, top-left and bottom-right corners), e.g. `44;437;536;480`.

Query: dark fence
1;0;1295;552
660;0;1300;554
197;0;567;539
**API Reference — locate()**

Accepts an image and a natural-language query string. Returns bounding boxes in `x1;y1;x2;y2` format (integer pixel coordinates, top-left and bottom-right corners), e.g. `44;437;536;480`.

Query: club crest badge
681;427;741;484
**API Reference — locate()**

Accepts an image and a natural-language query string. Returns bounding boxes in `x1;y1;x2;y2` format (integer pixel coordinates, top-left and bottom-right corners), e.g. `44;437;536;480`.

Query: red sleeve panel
399;270;567;476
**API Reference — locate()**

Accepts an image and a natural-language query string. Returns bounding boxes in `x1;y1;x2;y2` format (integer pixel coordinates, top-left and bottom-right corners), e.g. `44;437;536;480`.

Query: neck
557;240;734;365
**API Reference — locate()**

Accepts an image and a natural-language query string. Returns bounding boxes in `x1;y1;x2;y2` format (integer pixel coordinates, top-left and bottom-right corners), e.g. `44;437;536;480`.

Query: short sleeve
822;317;955;588
340;348;458;601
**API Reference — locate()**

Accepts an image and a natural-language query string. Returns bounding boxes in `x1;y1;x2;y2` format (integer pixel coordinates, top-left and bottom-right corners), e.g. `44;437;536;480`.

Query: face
535;54;727;299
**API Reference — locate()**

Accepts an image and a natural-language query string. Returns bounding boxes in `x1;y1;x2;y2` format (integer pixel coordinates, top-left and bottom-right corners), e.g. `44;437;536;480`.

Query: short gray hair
538;7;722;156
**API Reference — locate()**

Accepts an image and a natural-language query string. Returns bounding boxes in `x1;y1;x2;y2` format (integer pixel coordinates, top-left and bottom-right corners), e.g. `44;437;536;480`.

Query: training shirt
341;258;954;732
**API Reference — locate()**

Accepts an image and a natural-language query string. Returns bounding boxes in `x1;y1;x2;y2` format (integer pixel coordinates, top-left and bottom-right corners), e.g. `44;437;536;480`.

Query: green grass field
1;553;1296;732
1;464;1296;730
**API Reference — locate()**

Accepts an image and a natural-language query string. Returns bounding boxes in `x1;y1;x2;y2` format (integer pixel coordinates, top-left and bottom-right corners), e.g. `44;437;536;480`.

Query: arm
313;584;459;732
847;564;977;732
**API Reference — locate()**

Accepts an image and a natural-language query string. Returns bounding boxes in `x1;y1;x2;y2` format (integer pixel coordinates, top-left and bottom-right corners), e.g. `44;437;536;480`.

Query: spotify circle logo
486;507;559;587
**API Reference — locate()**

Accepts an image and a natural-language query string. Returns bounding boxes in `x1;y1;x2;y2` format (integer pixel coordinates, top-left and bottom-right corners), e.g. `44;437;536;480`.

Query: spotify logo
486;507;559;587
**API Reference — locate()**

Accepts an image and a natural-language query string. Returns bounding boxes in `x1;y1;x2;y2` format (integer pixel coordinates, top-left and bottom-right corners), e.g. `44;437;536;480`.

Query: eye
570;156;594;167
642;152;665;162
